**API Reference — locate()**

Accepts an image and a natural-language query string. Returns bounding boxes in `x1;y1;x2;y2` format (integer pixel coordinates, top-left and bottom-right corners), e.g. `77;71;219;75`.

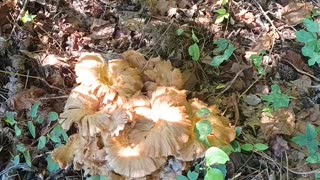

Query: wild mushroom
129;87;191;157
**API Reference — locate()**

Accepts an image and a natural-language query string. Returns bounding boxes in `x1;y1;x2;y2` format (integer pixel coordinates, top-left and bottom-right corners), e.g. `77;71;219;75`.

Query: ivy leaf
194;120;213;147
187;171;199;180
176;175;189;180
205;147;230;166
188;43;200;61
306;153;320;164
29;102;40;118
48;112;58;122
254;143;269;151
295;30;317;43
292;123;318;155
213;38;228;53
28;121;36;138
46;154;60;173
303;18;319;33
261;84;290;110
204;168;224;180
37;136;46;150
210;43;234;67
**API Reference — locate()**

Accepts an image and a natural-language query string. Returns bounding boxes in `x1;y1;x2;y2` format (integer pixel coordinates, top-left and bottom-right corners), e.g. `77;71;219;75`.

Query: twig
10;0;30;38
282;59;320;82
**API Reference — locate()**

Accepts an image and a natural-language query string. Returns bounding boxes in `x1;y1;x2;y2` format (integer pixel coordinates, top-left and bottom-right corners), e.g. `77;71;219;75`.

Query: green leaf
254;143;269;151
196;108;211;118
204;168;224;180
241;143;254;152
303;19;319;33
46;154;60;173
205;147;230;166
194;120;213;147
295;30;317;43
235;127;242;137
48;112;58;122
261;84;290;111
86;176;109;180
215;15;225;24
308;53;320;66
187;171;199;180
16;144;25;152
210;43;234;67
21;11;36;24
14;124;21;137
37;136;46;150
12;155;20;166
49;124;68;144
28;121;36;138
302;45;315;58
213;38;228;53
191;30;199;43
176;175;189;180
36;116;44;124
215;8;226;15
223;43;234;59
5;112;16;125
188;43;200;61
176;28;184;36
23;150;32;167
29;102;40;118
231;141;241;152
292;123;318;155
306;153;320;164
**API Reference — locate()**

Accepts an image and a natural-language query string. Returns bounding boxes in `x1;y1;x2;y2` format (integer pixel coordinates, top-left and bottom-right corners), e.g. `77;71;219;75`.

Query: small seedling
295;18;320;66
214;8;229;24
249;50;266;74
188;30;200;61
21;11;36;24
261;84;290;111
211;38;234;67
240;143;269;152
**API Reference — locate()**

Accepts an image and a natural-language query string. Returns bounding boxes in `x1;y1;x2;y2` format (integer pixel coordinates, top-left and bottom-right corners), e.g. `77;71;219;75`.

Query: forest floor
1;0;320;179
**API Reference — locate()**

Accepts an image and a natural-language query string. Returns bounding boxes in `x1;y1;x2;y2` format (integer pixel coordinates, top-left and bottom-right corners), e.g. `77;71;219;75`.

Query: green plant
3;102;68;174
240;143;269;152
295;18;320;66
188;30;200;61
249;50;266;74
261;84;290;111
210;38;234;67
21;11;36;24
214;8;229;24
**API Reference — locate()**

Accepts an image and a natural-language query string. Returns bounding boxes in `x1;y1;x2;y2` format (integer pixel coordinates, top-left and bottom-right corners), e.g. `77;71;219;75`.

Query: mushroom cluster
52;50;236;178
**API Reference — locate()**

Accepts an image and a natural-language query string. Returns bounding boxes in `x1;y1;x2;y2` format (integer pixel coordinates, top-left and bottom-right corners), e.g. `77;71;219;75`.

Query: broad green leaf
23;150;32;167
14;124;21;137
37;136;46;150
176;28;184;36
46;154;60;173
196;108;211;118
302;45;315;58
215;15;225;24
214;164;227;178
231;140;241;152
210;55;226;67
308;53;320;66
29;102;40;118
254;143;269;151
187;171;199;180
235;127;242;137
194;120;213;147
205;147;230;166
241;143;254;151
188;43;200;61
36;116;44;124
5;112;16;125
213;38;228;53
191;30;199;43
12;155;20;166
21;11;36;24
28;121;36;138
295;30;317;43
223;43;234;59
306;153;320;164
48;112;58;121
176;175;189;180
214;8;226;15
292;123;318;155
261;84;290;110
303;19;319;33
204;168;224;180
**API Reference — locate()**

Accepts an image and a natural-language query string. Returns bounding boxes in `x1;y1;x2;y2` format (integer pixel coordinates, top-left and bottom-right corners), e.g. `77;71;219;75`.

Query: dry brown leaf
7;87;45;111
270;135;289;158
281;2;313;25
245;31;276;59
260;109;295;139
235;10;257;28
282;50;313;75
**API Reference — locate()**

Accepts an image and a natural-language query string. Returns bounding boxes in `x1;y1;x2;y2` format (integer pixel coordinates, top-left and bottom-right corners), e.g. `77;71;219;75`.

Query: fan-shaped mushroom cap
104;127;166;178
60;87;128;136
75;53;109;86
122;50;148;70
144;58;183;91
177;98;235;161
52;134;86;169
129;87;191;157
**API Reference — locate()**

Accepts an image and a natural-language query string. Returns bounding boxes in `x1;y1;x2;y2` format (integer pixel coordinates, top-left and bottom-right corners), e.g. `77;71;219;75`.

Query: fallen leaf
7;87;45;111
270;135;289;158
292;75;312;94
260;109;295;139
245;31;277;59
309;104;320;125
281;2;313;25
282;50;314;75
243;94;261;106
235;10;257;28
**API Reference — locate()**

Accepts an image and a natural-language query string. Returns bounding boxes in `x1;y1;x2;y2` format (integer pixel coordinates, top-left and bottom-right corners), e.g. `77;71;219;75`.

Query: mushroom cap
104;126;166;178
52;134;86;169
122;50;148;70
143;59;183;91
129;87;191;157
